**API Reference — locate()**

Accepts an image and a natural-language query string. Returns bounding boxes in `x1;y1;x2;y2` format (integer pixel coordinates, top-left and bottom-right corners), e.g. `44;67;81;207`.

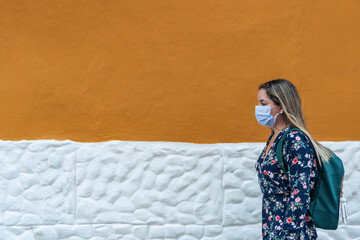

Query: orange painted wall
0;0;359;142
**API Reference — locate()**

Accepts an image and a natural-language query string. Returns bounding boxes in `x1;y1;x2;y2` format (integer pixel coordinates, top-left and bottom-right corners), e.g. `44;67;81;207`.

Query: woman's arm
281;130;317;239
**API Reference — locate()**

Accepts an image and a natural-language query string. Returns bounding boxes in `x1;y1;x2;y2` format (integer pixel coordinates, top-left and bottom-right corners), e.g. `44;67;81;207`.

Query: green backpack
276;127;345;230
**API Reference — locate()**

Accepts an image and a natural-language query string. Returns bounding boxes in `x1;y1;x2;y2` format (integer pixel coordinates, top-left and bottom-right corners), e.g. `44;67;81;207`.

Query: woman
254;79;332;240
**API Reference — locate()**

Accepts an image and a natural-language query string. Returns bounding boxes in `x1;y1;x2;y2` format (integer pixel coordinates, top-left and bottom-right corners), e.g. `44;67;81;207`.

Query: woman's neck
272;120;289;136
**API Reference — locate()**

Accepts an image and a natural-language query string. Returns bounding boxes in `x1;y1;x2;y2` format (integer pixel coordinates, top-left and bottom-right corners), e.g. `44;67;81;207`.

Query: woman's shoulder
282;128;316;166
282;128;313;149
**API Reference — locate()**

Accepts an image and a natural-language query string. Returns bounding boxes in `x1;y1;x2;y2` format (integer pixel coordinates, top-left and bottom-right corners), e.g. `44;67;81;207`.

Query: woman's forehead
257;88;270;100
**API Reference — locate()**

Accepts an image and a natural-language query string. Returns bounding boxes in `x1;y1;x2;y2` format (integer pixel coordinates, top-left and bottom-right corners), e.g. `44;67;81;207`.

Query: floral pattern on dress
255;126;319;240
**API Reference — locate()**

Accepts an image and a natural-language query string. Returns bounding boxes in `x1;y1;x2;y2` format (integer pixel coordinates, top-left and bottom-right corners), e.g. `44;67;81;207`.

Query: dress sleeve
281;130;316;240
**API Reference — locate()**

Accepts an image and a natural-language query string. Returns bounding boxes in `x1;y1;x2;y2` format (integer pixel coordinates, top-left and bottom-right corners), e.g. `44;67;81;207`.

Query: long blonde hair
259;79;332;163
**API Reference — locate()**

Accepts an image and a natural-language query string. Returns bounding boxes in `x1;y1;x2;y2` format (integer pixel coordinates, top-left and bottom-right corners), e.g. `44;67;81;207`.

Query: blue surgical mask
255;105;281;127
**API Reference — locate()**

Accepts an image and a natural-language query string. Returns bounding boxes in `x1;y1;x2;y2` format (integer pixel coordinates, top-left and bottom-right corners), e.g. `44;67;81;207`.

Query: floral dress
255;126;319;240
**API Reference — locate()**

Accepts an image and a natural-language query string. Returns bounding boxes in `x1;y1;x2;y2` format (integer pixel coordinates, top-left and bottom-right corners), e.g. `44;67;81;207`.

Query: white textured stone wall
0;140;359;240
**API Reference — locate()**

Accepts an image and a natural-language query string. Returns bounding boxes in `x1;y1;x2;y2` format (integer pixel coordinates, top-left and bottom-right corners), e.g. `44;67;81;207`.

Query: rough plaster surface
0;140;359;240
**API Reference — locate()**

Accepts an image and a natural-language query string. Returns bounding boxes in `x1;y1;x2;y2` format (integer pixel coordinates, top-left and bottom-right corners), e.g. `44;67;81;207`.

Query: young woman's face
257;88;281;116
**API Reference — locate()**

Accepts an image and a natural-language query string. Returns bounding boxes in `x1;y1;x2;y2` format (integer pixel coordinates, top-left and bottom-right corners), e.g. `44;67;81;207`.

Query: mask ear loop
272;104;282;118
272;109;285;128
